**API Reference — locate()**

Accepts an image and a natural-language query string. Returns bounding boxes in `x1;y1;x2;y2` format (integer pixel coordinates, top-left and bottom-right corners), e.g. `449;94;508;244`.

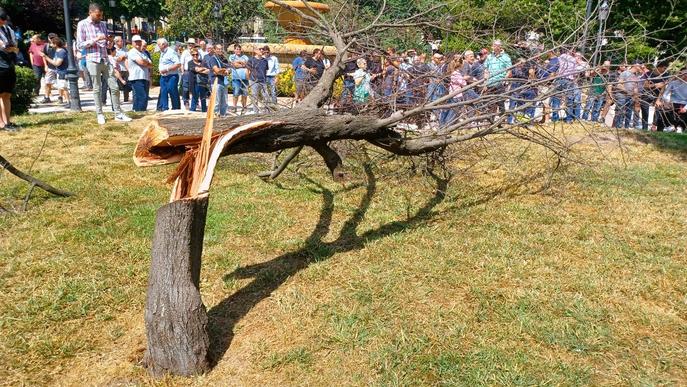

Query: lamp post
594;0;609;66
213;4;221;44
120;15;127;43
62;0;81;111
580;0;593;54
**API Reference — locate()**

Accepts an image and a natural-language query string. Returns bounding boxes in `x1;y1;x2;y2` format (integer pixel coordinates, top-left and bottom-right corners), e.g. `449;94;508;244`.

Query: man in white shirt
263;46;279;105
179;38;196;109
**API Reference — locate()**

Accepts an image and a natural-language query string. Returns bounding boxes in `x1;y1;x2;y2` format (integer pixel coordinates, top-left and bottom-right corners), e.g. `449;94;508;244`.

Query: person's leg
582;94;593;121
231;79;240;110
190;83;199;111
612;95;625;128
0;93;10;127
87;62;104;115
640;99;650;130
131;79;143;111
107;72;123;114
550;82;561;122
217;84;228;116
169;74;181;110
182;72;190;108
159;75;170;111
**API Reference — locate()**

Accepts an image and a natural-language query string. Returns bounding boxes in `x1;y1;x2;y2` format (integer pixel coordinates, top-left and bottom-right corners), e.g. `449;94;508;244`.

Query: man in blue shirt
655;68;687;131
292;50;308;102
202;44;229;116
156;38;181;111
247;46;269;113
229;44;249;113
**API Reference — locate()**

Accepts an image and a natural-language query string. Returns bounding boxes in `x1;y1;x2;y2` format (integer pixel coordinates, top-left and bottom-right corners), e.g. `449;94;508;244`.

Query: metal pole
580;0;593;54
63;0;82;111
594;17;605;66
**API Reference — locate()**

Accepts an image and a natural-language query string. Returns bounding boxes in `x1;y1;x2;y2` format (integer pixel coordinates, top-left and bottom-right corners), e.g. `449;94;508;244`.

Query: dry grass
0;113;686;386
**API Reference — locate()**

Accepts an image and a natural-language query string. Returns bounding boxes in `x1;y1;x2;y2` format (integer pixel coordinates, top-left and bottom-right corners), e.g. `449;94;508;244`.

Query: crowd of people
336;41;687;132
3;3;687;134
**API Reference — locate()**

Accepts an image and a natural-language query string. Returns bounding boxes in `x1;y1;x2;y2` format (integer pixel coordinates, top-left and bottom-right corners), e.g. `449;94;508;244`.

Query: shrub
277;67;296;97
12;66;35;115
148;44;161;87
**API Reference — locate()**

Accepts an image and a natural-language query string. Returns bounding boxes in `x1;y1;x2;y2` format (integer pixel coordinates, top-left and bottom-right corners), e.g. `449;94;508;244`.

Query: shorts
232;79;248;96
0;67;16;93
45;70;57;85
295;78;308;95
57;78;68;90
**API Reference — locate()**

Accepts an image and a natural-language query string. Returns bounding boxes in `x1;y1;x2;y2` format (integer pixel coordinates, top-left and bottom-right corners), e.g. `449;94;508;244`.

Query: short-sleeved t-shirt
44;45;57;70
28;42;46;67
54;48;69;77
229;53;249;80
127;48;150;81
304;57;325;81
292;56;306;80
203;54;226;85
247;56;268;82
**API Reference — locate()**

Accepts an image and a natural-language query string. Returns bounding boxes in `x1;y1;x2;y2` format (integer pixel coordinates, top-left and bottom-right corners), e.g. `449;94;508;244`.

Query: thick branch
0;154;74;197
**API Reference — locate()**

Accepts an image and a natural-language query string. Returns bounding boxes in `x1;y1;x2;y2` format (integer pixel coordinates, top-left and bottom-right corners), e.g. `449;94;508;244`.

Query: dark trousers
159;74;181;111
190;84;207;112
130;79;149;111
31;65;44;95
118;71;130;102
655;103;687;131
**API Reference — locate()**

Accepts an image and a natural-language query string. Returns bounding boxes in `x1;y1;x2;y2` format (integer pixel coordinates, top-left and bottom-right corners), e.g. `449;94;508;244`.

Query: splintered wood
133;79;276;202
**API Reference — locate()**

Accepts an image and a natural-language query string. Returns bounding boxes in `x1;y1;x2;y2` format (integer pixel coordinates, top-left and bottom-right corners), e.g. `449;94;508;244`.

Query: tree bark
143;195;211;377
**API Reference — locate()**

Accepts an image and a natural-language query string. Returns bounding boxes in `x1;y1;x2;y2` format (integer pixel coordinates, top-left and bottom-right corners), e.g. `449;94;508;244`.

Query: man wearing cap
157;38;181;111
180;38;196;109
483;40;512;116
42;33;58;104
127;34;152;111
263;46;279;106
77;3;131;124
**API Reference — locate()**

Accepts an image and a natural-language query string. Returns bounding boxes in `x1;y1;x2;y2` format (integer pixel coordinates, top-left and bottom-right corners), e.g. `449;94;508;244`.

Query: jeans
250;81;270;113
340;79;356;105
508;89;537;123
266;75;278;104
612;94;633;128
191;84;207;112
582;94;605;122
31;65;44;95
215;83;228;116
428;83;447;124
551;78;581;122
79;61;92;89
130;79;149;111
159;73;181;111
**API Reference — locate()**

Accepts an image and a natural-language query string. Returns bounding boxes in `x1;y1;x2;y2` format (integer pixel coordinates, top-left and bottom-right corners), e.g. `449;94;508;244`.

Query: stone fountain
240;1;337;68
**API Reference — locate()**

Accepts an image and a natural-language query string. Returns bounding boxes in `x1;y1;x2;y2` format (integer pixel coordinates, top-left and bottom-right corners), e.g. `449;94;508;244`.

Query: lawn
0;113;685;385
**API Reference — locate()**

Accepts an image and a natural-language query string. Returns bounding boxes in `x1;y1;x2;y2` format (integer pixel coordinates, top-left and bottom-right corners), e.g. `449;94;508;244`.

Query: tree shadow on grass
625;131;687;161
206;163;533;366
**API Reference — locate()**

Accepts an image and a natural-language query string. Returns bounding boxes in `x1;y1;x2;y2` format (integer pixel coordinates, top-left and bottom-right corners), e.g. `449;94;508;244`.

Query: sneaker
4;123;20;132
115;113;132;122
63;103;71;108
97;114;106;125
41;97;51;103
58;96;63;104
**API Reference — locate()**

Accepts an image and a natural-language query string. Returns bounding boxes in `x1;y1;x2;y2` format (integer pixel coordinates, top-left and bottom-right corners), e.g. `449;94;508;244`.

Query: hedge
12;66;35;115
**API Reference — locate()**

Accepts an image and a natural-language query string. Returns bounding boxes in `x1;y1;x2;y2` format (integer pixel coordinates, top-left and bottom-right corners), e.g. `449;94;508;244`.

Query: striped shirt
76;17;108;63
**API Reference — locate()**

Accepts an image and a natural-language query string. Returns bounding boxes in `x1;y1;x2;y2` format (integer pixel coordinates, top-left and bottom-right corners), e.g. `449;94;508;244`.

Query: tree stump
142;196;211;377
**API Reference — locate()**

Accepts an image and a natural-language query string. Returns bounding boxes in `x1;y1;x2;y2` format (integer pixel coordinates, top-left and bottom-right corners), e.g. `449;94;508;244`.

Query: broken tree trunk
143;195;210;377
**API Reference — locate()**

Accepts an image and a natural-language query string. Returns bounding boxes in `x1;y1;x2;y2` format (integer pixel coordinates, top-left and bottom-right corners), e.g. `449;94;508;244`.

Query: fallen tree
134;0;684;377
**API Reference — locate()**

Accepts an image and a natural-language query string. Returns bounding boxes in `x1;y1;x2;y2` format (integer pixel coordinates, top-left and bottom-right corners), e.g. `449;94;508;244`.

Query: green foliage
12;66;36;115
148;45;161;86
164;0;266;41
